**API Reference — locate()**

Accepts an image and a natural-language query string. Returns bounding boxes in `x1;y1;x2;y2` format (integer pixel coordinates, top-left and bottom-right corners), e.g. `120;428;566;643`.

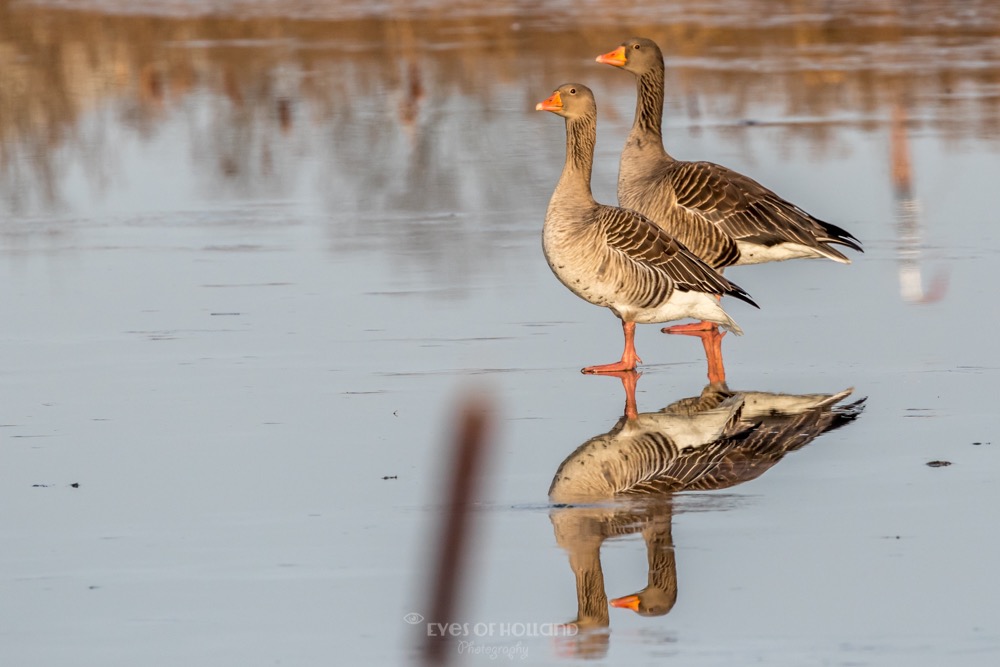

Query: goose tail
818;220;864;255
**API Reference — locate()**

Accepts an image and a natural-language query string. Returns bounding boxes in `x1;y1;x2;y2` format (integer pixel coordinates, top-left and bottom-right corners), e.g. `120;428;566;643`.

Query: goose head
596;37;664;76
535;83;597;119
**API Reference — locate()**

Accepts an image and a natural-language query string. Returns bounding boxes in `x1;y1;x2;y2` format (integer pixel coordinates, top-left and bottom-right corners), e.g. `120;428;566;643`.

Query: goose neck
630;68;666;147
554;113;597;203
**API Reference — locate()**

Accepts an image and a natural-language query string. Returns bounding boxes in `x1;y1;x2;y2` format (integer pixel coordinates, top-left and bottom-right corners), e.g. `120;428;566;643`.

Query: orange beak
596;45;627;67
535;90;563;112
610;594;640;611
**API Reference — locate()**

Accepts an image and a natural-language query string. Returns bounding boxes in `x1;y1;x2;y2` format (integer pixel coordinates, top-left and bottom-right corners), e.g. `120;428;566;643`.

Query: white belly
734;241;828;265
620;289;742;335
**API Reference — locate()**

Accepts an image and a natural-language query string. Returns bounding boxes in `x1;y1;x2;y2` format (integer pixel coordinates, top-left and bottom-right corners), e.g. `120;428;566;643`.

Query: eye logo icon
403;612;425;625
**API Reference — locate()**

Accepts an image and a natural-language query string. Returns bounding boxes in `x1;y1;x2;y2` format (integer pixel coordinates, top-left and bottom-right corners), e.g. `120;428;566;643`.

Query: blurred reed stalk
421;391;494;667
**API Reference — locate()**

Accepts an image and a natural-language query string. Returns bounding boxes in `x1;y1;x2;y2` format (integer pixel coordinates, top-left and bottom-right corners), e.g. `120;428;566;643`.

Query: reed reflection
548;371;865;657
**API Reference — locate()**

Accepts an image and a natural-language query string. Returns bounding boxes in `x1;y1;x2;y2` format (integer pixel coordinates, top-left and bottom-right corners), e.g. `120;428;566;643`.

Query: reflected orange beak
535;91;563;112
596;46;627;67
610;594;640;611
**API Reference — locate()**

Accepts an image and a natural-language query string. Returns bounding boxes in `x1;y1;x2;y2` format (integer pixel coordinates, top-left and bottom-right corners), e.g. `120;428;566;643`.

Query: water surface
2;1;999;665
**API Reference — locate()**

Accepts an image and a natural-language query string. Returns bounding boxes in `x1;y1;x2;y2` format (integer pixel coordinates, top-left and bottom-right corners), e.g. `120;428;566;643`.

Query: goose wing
664;160;863;256
598;204;757;307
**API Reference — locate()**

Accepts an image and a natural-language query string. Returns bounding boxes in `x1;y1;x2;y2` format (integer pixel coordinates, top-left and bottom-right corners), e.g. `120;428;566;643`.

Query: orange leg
661;295;722;335
661;320;718;335
666;327;727;383
582;321;642;374
701;328;727;385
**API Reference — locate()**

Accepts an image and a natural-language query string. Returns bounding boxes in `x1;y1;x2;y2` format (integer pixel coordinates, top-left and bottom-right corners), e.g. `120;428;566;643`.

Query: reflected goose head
535;83;596;119
610;587;677;617
596;37;664;75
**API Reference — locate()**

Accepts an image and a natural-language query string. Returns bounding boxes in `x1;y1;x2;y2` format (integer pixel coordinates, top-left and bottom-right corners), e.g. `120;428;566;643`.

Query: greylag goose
536;83;757;373
596;38;862;333
550;371;865;619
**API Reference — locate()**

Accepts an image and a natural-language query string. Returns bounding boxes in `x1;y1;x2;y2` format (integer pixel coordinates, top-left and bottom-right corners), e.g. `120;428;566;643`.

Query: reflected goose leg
594;370;641;419
582;321;642;374
619;370;640;420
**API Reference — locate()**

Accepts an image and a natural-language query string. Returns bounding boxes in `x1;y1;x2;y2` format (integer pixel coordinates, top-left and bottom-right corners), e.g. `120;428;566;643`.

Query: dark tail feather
725;280;759;309
820;220;864;253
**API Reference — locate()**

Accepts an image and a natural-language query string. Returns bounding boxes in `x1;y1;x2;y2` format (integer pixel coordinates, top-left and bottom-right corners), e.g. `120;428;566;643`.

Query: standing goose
536;83;757;373
596;38;863;331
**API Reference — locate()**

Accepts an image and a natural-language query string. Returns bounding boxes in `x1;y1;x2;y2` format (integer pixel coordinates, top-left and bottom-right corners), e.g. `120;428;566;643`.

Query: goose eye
633;43;641;49
569;88;576;94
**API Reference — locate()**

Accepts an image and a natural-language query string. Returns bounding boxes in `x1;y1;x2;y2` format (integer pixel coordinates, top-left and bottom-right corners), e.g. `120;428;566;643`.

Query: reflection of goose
549;377;747;503
549;372;865;644
535;84;757;374
596;38;862;333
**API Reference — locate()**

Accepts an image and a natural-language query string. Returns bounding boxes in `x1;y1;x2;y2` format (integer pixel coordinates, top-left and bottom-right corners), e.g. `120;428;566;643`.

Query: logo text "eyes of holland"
424;622;577;637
